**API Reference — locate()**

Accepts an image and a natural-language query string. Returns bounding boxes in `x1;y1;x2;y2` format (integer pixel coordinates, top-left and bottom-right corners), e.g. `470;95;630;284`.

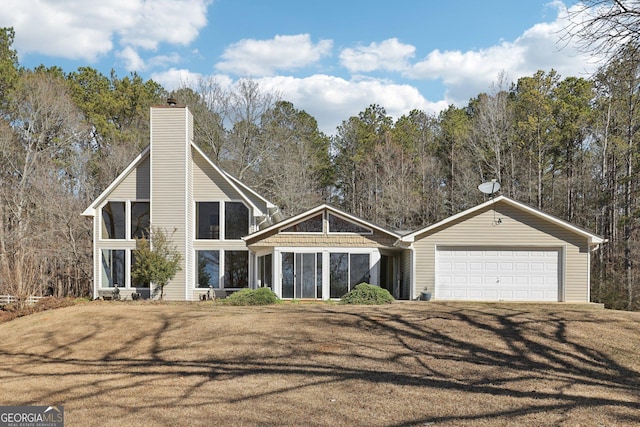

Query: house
82;102;603;303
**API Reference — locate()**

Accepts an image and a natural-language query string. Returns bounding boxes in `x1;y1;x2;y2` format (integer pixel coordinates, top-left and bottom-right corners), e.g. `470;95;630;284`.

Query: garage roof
398;196;605;246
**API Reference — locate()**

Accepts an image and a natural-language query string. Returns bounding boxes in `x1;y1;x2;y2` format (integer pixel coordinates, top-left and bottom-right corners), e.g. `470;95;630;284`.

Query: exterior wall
93;156;150;297
150;106;191;300
110;156;150;200
411;201;591;302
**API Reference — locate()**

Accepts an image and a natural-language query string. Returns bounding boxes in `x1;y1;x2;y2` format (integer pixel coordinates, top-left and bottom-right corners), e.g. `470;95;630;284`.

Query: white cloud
405;1;601;105
339;38;416;73
215;34;333;76
117;46;146;71
0;0;211;62
257;75;440;135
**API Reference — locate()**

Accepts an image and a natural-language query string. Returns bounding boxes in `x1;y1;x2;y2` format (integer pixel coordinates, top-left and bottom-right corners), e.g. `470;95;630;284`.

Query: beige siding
412;201;590;302
185;114;195;300
109;156;150;200
150;106;189;300
192;150;244;201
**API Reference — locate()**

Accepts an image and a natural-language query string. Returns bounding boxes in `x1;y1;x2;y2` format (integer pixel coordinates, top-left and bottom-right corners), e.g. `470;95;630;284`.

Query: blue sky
0;0;599;134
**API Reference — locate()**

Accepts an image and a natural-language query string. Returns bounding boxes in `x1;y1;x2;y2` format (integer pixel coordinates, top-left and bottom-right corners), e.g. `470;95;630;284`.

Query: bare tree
563;0;640;58
0;70;88;305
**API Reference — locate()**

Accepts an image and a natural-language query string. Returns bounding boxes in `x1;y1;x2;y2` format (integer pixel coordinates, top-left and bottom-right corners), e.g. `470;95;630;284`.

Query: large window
131;202;150;239
197;250;220;288
101;202;126;239
196;250;248;289
225;202;249;239
329;252;370;298
101;249;125;287
197;202;220;239
130;250;149;287
101;201;150;240
197;201;249;240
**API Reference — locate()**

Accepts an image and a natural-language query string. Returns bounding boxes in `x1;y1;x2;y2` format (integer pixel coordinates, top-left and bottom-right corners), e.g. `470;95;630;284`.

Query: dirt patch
0;301;639;426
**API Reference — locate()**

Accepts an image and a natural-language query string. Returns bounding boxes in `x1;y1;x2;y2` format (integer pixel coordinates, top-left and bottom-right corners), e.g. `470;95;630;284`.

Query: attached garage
436;247;560;301
399;196;604;303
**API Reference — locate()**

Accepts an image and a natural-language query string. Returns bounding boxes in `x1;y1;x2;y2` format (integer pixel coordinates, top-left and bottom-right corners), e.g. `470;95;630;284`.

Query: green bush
223;287;279;306
339;283;394;305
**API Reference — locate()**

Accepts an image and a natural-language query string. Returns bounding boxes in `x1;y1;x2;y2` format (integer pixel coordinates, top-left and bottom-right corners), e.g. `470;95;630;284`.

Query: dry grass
0;300;639;426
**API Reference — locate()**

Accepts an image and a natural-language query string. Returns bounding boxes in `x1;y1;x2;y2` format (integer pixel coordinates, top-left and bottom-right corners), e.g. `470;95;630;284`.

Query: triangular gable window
282;214;323;233
328;213;371;234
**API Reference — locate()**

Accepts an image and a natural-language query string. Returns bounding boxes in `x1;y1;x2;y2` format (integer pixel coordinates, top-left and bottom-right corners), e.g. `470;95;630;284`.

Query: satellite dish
478;180;501;195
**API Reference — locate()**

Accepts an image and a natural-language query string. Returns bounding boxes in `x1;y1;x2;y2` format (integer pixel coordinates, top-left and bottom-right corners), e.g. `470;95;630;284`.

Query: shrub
339;283;394;305
223;287;279;306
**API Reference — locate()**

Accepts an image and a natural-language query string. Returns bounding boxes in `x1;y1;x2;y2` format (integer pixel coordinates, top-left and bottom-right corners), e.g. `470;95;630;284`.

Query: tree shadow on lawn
0;303;638;426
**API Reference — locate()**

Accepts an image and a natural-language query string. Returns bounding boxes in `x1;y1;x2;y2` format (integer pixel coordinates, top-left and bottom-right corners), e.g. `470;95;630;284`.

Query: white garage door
436;248;560;301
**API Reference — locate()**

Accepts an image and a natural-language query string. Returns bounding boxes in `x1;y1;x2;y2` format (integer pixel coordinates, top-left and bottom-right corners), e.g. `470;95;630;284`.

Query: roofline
81;146;150;217
244;203;402;241
220;166;276;209
399;195;604;245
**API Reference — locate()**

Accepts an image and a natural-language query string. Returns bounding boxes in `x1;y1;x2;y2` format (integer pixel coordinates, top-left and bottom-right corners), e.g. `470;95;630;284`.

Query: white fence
0;295;43;306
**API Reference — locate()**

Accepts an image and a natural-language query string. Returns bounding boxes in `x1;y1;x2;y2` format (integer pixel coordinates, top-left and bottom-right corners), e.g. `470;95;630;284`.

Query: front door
281;252;322;299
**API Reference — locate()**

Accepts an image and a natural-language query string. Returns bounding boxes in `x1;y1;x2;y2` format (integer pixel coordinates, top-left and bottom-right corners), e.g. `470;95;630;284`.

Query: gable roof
82;142;277;218
398;195;604;245
244;203;402;241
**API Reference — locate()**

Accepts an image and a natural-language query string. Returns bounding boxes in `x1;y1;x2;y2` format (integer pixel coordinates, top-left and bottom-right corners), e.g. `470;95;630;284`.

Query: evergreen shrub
339;283;394;305
223;287;279;306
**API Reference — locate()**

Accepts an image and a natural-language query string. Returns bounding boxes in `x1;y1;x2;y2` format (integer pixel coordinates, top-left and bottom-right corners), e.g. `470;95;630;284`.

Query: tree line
1;2;640;309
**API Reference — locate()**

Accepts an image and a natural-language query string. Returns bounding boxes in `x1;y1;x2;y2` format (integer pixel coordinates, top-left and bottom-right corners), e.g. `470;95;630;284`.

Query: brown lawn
0;301;639;426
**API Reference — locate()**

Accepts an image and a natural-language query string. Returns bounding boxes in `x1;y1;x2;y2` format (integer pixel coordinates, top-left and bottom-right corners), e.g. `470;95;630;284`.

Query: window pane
350;254;370;289
328;213;370;234
330;253;348;298
130;250;149;287
197;202;219;239
282;214;323;233
282;252;294;298
224;251;248;288
302;253;316;299
197;250;219;288
225;202;249;239
101;249;125;287
101;202;126;239
316;253;323;299
131;202;150;239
